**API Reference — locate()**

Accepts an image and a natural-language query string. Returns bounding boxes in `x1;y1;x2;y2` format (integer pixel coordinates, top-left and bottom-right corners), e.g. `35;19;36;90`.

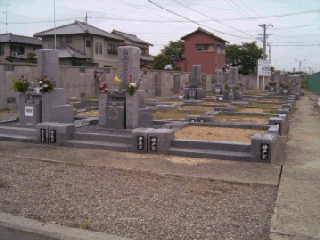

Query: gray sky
1;0;319;73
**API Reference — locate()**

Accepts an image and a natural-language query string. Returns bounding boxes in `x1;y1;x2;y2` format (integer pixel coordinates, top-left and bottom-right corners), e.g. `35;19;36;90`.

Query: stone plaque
216;70;223;84
25;106;34;116
190;119;195;122
107;108;119;120
150;136;157;152
137;135;145;151
40;129;47;143
261;143;270;160
229;67;238;84
275;123;281;134
283;90;288;94
229;92;234;100
215;88;221;93
50;129;56;144
190;65;201;87
199;119;205;123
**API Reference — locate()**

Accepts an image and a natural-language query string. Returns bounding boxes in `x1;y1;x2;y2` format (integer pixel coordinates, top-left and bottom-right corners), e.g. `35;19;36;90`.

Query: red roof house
175;27;228;74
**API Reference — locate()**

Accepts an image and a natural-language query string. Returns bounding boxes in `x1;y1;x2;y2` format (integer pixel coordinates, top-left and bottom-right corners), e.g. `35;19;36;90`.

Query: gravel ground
0;155;277;240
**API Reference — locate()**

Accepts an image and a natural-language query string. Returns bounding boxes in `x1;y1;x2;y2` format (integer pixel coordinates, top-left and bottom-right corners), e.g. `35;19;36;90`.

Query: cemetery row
0;47;303;164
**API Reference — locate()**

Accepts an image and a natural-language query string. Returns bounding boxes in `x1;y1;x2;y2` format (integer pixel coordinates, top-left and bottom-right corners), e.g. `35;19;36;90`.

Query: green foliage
263;108;278;114
301;80;309;89
226;42;263;75
269;82;277;86
197;82;202;86
152;54;171;70
10;76;30;93
25;52;37;63
153;40;184;70
42;182;50;187
82;219;92;229
0;179;8;187
225;83;229;90
248;100;254;106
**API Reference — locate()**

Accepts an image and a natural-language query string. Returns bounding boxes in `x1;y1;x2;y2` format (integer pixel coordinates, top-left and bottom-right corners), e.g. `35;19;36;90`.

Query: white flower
129;82;137;88
39;81;43;84
43;84;48;88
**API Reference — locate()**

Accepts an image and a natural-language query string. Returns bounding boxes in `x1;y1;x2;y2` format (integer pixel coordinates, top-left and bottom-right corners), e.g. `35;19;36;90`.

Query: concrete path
270;92;320;239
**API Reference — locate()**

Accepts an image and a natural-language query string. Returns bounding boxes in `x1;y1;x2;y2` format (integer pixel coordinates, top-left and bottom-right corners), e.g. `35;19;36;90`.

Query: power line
147;0;254;39
172;0;256;37
220;8;320;21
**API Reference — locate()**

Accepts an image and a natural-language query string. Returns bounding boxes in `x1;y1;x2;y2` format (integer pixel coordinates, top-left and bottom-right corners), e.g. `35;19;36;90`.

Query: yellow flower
114;76;122;84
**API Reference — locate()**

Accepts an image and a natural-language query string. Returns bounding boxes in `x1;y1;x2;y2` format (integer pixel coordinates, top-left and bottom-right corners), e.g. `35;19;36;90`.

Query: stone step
0;133;36;143
171;139;251;153
64;140;132;152
72;132;131;144
167;147;254;162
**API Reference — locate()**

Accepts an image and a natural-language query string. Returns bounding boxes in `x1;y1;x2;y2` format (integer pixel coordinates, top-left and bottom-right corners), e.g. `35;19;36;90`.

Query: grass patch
41;182;51;187
248;102;281;108
0;179;8;187
17;170;28;176
84;97;99;101
0;108;10;113
153;109;202;120
314;103;319;109
263;108;278;114
236;107;245;112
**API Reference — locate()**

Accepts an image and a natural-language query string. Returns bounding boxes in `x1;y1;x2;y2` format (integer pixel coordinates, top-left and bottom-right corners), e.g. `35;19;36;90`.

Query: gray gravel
0;156;277;240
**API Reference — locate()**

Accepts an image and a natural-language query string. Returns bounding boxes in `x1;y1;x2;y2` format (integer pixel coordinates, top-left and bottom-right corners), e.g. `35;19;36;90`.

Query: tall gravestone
18;49;73;125
183;65;205;100
214;70;223;95
102;46;153;129
223;67;242;100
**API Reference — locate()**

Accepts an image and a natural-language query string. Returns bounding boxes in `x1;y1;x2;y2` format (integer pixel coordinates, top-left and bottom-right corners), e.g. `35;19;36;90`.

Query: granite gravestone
102;46;153;129
223;67;242;100
183;65;205;100
214;70;223;94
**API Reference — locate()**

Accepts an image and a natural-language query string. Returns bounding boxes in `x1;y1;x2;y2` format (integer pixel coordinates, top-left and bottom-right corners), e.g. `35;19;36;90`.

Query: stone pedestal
99;93;109;126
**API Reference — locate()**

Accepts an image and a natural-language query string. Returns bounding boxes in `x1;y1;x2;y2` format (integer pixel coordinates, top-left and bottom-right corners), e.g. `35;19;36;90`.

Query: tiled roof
181;27;228;43
140;54;154;62
0;33;42;45
33;21;123;41
112;30;153;46
17;45;90;59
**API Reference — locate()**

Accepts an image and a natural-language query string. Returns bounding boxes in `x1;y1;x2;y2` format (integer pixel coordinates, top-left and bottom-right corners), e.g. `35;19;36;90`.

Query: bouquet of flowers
99;82;109;93
114;72;143;96
269;82;277;86
93;70;101;82
10;76;30;93
37;74;55;93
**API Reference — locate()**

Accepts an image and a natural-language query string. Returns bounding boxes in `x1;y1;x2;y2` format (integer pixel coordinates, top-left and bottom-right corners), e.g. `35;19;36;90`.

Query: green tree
152;40;184;70
25;52;37;63
226;42;263;75
152;54;171;70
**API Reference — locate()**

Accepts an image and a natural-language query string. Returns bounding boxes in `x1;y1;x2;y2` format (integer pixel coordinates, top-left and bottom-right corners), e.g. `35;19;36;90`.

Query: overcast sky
1;0;319;73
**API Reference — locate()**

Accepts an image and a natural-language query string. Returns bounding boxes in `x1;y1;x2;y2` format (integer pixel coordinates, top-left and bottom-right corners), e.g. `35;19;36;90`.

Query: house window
217;46;225;55
7;97;16;103
10;46;24;55
196;44;214;52
141;48;146;55
86;40;91;48
61;36;72;43
95;42;102;54
107;44;117;54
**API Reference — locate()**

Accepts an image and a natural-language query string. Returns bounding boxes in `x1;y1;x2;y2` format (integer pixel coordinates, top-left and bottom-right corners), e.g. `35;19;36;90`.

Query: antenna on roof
85;12;88;24
54;0;56;50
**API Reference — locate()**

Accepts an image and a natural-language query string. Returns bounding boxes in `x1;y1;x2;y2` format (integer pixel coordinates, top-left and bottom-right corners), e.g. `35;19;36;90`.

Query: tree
25;52;37;63
152;54;171;70
152;40;184;70
226;42;263;75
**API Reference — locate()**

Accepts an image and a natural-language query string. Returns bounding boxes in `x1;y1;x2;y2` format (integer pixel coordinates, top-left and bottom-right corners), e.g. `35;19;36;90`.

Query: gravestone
223;67;242;100
18;49;74;125
183;65;205;100
214;70;223;95
101;46;153;129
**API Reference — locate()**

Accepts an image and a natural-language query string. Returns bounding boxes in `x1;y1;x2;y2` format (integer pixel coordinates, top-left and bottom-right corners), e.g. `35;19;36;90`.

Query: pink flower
44;78;50;81
100;90;105;93
128;72;133;76
23;78;28;81
104;88;108;91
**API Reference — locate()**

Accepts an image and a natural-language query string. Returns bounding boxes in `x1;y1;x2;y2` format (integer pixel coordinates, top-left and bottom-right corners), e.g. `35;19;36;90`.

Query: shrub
10;76;30;93
225;83;229;90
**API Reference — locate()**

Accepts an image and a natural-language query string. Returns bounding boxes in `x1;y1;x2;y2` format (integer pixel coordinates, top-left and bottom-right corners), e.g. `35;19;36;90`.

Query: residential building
33;21;154;68
111;30;154;68
175;27;228;74
0;33;42;63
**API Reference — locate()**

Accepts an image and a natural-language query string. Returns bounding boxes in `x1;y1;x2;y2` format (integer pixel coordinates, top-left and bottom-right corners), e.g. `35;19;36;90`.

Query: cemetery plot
0;109;19;122
179;106;216;111
203;102;230;106
236;108;265;113
215;113;271;124
248;102;282;108
175;126;267;143
153;110;203;120
78;110;99;116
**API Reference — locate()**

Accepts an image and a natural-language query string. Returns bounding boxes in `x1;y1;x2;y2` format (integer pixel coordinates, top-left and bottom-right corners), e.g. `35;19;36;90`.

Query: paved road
270;92;320;239
0;225;59;240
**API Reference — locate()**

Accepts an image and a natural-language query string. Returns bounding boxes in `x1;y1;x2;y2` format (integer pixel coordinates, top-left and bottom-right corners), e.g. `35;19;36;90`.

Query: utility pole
259;24;273;60
85;12;88;24
295;59;305;72
268;44;271;62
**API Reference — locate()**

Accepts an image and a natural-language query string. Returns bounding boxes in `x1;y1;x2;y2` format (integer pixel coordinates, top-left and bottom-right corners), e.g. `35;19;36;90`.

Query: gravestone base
214;85;223;95
23;100;42;126
36;122;75;146
251;134;275;163
99;93;109;126
269;86;277;92
183;86;204;100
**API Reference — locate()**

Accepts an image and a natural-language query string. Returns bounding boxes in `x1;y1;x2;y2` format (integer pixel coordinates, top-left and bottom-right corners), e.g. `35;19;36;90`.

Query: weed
314;103;319;109
236;107;244;112
66;161;79;166
263;109;278;114
82;219;92;229
248;100;254;106
41;182;50;187
17;170;28;176
0;179;8;187
218;112;227;117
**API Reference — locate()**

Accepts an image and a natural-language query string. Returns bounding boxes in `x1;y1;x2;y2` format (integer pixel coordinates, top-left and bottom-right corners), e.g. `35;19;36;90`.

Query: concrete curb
0;212;132;240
